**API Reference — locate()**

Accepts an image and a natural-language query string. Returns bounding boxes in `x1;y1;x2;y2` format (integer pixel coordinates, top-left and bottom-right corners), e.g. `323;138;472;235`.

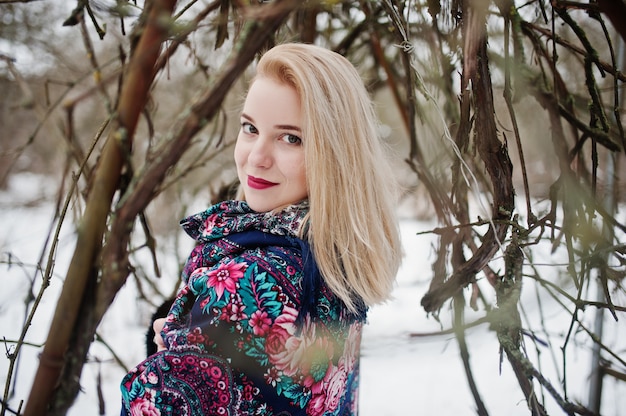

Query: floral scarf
120;200;365;415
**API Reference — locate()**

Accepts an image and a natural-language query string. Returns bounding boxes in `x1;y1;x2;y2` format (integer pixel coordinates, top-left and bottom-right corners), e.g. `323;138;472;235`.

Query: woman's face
234;76;308;212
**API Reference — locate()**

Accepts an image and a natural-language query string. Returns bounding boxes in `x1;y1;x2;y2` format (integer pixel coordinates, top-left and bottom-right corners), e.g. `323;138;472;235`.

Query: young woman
120;43;402;416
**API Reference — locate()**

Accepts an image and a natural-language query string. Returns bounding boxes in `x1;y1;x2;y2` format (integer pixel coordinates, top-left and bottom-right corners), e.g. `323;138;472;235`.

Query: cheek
233;139;246;170
291;157;307;185
296;162;306;182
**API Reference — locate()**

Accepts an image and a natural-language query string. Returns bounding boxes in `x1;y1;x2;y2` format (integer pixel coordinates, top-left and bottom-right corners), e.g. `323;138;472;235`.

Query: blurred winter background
2;1;626;415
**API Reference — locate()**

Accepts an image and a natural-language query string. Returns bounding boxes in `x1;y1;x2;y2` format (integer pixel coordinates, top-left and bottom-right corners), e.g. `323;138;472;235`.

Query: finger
153;317;166;333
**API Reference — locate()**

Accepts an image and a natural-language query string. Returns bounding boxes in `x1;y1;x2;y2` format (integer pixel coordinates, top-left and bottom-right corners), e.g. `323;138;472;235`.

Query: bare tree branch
22;1;177;414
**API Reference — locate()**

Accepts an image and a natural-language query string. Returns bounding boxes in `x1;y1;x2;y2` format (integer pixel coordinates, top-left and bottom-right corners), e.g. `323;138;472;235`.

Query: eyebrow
241;113;302;132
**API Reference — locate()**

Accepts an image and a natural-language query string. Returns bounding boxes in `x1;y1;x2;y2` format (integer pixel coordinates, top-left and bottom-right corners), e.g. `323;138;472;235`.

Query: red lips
247;175;278;190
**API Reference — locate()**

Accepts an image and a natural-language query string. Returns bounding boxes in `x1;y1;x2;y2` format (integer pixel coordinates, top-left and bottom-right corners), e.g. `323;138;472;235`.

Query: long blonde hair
253;43;402;313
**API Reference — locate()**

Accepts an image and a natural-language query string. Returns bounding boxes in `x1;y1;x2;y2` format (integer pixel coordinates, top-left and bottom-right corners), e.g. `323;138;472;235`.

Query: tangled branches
1;0;625;415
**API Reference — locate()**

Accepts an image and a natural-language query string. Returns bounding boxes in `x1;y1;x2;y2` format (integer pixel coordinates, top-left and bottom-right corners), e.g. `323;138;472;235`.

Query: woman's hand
152;318;167;352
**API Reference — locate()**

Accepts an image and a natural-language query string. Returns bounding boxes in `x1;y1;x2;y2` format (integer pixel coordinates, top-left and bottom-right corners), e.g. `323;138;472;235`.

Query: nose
248;137;273;168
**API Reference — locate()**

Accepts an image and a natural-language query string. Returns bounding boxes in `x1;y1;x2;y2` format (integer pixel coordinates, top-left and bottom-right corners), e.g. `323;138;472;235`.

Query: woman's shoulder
226;231;308;297
230;234;366;326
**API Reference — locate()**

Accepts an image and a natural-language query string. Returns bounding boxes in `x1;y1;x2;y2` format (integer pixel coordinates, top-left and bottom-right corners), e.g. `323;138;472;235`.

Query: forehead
244;77;301;122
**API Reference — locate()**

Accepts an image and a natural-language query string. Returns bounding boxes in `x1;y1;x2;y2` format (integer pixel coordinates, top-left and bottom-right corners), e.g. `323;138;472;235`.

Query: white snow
1;173;625;415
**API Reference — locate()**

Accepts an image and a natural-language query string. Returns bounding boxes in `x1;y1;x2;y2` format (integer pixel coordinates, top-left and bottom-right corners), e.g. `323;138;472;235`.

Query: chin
246;200;275;213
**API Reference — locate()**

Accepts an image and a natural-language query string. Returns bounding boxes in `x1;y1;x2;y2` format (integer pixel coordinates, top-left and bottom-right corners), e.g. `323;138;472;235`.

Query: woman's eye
281;134;302;145
241;122;257;134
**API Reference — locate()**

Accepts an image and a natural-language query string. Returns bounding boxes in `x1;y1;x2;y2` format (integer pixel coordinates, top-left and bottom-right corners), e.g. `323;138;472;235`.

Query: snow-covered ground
1;173;625;415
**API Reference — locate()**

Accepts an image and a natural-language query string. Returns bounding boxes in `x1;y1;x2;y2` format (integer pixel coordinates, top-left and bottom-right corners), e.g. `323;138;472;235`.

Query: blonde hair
252;43;402;313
